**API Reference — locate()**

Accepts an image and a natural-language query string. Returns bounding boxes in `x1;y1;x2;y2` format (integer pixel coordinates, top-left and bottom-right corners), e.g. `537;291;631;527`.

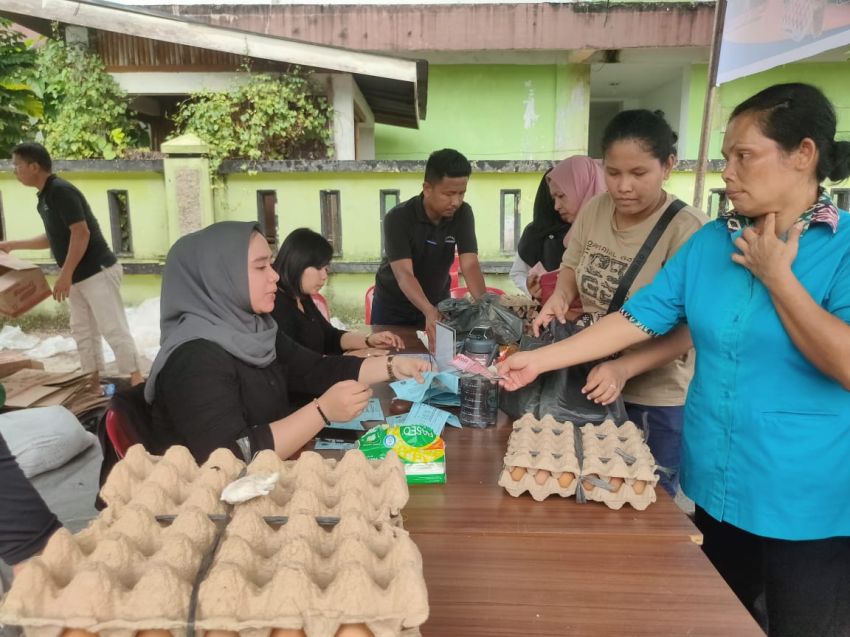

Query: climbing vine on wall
171;70;333;171
32;35;148;159
0;19;41;155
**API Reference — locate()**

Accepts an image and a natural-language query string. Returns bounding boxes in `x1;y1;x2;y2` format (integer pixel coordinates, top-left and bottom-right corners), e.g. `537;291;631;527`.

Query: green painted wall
375;64;587;160
0;171;169;263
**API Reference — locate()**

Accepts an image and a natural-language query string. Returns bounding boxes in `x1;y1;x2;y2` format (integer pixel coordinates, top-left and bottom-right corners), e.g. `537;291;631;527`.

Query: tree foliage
172;70;333;170
0;19;41;155
32;36;147;159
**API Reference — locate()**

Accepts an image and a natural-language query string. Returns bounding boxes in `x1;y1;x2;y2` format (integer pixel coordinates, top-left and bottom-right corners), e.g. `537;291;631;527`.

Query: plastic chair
311;293;330;321
450;286;505;299
365;285;376;325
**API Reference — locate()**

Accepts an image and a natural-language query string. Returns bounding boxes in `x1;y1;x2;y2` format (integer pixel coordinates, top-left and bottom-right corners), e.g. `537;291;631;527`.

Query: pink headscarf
546;156;606;247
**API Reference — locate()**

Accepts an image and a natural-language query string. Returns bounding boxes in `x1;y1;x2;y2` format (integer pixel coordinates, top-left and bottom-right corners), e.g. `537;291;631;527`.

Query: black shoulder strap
607;199;687;315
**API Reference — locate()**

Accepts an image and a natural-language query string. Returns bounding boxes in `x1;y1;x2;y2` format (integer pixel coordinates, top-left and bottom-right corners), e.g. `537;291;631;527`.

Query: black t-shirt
271;292;345;356
149;334;363;463
374;193;478;316
37;175;116;283
0;433;61;565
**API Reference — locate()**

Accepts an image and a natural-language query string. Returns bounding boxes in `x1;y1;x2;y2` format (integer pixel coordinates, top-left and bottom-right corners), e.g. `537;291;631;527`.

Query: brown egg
388;398;413;415
61;630;98;637
534;469;551;485
509;466;526;481
632;480;647;495
335;625;374;637
581;474;598;493
608;477;624;492
205;632;241;637
557;472;575;488
136;631;172;637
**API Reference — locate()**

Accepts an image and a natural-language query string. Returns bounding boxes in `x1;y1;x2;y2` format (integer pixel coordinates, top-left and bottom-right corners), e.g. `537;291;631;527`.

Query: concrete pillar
357;123;376;160
553;63;591;159
330;74;356;160
160;133;215;245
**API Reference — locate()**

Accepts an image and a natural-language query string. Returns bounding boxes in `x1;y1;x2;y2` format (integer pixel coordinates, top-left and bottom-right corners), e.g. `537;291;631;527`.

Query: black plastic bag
501;321;628;424
437;293;523;345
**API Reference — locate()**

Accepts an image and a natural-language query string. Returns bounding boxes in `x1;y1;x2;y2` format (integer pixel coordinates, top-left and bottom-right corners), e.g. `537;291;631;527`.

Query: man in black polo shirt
2;143;143;387
372;148;486;344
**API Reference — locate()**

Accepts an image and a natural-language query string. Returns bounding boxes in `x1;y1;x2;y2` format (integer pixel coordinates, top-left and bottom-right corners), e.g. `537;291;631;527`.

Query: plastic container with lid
462;325;498;367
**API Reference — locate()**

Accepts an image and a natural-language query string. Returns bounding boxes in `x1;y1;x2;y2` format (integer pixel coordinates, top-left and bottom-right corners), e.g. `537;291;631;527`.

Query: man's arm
0;234;50;252
389;258;439;320
459;252;486;298
52;221;90;302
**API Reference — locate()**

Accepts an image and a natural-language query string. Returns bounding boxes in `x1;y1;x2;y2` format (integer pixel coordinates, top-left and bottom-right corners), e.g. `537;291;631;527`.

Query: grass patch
0;307;70;332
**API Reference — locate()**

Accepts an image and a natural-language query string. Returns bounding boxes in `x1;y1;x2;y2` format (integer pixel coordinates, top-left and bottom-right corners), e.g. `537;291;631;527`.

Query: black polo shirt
374;193;478;317
36;175;116;283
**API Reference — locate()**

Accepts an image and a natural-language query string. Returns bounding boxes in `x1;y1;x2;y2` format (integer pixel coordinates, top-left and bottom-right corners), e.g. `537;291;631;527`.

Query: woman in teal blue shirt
498;83;850;637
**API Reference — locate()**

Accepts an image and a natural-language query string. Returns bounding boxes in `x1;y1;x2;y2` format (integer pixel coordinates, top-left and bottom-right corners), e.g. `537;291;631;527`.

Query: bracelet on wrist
365;333;373;348
386;354;397;381
314;398;331;426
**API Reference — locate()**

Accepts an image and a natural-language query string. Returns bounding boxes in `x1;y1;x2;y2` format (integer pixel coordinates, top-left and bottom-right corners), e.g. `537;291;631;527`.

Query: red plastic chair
450;286;505;299
311;293;330;320
105;408;139;458
365;285;376;325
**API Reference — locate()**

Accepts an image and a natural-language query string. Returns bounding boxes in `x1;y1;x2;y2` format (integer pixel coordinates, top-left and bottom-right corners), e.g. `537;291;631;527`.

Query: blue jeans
625;403;684;497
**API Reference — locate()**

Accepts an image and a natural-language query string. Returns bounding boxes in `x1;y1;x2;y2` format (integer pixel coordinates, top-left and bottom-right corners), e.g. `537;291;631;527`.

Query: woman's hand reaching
391;356;431;383
317;380;373;422
367;330;406;350
497;351;541;391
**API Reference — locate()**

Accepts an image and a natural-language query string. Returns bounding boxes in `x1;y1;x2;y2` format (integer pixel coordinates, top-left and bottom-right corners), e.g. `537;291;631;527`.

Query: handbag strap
607;198;687;315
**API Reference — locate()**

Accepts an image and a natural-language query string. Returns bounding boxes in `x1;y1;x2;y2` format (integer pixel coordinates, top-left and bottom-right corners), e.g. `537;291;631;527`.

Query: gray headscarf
144;221;278;403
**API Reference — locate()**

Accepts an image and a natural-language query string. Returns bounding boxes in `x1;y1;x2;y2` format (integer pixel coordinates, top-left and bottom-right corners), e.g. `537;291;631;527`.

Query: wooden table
343;327;763;635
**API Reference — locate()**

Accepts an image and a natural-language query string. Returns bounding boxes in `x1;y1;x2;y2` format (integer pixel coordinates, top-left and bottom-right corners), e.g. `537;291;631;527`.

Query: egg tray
0;507;426;637
99;446;409;524
0;449;425;637
498;416;659;510
497;415;580;500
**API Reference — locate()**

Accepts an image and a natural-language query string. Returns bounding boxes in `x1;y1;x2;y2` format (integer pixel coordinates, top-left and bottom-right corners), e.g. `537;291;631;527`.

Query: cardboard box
0;351;44;379
0;252;51;318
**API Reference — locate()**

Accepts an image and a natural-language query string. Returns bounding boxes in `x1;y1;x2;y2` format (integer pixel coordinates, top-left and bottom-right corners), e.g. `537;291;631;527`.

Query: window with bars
379;189;400;257
831;188;850;211
500;189;521;253
320;190;343;256
107;190;133;256
256;190;278;248
707;188;730;219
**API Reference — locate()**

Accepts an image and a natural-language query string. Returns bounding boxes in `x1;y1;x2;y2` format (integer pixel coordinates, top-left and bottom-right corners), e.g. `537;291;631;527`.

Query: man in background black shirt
372;148;487;345
2;143;142;387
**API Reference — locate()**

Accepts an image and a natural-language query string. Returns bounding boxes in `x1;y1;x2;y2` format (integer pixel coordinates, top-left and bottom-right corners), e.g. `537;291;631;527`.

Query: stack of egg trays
0;445;428;637
498;415;659;510
579;421;658;511
496;414;580;500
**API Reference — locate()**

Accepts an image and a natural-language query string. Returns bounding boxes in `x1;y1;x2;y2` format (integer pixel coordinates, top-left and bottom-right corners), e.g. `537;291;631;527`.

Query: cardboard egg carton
197;511;427;636
0;448;426;637
0;505;218;636
99;444;246;518
578;422;658;511
0;507;426;637
498;416;659;510
241;450;409;521
497;414;580;500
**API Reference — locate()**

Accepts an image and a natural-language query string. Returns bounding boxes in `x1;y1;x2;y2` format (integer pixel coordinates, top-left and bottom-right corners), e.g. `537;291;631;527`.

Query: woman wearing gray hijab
146;221;429;463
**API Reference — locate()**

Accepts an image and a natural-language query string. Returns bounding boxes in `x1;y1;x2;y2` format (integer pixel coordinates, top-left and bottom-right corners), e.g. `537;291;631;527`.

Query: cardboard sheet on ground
391;371;459;405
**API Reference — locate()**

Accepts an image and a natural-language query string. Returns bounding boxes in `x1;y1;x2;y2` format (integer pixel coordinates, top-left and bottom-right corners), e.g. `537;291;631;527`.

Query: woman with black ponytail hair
500;83;850;636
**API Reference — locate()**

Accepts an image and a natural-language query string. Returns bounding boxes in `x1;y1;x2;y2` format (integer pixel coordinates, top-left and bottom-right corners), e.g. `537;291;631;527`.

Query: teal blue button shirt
623;213;850;540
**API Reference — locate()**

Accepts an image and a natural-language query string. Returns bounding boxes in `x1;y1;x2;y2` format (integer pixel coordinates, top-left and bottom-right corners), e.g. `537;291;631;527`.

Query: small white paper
220;472;279;504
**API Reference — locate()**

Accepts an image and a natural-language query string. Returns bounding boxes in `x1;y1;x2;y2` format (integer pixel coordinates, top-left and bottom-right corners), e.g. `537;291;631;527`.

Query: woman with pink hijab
511;156;606;299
